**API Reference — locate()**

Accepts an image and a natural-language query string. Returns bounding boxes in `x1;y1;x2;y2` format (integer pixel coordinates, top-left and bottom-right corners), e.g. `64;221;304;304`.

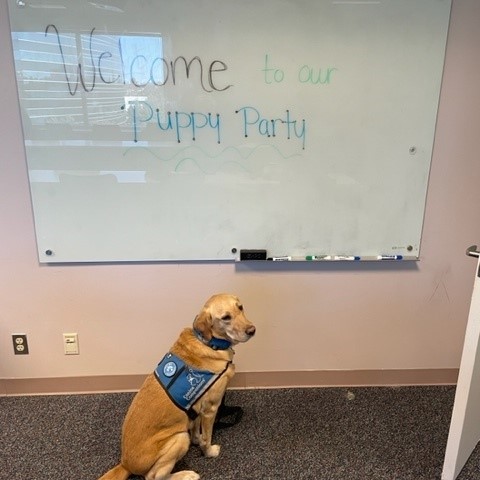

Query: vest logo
163;361;177;377
187;369;204;386
183;368;207;401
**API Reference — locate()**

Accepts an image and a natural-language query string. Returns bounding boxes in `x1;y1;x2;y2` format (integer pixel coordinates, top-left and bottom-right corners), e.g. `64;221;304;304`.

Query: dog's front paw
180;471;201;480
205;444;221;458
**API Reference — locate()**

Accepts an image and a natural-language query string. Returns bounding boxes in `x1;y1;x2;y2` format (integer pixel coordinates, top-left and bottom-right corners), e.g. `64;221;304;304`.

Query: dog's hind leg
145;432;199;480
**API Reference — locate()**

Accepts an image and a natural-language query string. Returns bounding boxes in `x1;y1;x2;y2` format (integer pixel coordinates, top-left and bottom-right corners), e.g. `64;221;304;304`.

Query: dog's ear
194;310;213;340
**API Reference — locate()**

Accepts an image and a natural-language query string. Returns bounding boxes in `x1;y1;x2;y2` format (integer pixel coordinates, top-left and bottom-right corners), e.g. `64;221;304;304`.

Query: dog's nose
246;325;256;337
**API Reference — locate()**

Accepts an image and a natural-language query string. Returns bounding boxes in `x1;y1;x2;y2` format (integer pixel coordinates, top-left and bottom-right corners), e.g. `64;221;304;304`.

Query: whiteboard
8;0;452;262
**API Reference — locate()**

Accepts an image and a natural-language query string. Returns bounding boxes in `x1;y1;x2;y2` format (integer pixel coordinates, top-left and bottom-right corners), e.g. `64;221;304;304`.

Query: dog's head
193;293;256;345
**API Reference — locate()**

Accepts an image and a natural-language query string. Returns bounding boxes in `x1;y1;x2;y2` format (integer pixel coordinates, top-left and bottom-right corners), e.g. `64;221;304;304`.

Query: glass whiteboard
8;0;452;262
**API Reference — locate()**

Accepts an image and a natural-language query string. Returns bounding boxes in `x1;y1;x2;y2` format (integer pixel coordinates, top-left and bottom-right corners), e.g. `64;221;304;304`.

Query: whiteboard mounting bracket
466;245;480;258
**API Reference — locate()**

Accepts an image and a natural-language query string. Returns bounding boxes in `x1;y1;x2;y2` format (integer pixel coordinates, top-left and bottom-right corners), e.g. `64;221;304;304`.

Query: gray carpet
1;386;480;479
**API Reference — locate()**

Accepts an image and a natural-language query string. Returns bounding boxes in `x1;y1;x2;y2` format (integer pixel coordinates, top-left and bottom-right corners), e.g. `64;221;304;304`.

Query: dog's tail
97;464;130;480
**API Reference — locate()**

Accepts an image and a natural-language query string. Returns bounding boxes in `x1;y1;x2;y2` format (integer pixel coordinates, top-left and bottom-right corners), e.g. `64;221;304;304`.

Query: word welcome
123;100;306;149
44;24;232;95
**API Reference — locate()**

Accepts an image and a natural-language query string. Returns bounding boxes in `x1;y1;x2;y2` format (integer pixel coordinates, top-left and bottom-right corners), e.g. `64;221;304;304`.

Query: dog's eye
221;314;232;321
238;304;243;311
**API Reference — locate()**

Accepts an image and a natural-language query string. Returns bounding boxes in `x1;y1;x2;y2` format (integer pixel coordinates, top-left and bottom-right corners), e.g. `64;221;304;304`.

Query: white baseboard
0;369;459;396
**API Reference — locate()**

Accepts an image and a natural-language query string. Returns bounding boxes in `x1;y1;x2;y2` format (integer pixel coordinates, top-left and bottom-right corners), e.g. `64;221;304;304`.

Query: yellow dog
99;293;256;480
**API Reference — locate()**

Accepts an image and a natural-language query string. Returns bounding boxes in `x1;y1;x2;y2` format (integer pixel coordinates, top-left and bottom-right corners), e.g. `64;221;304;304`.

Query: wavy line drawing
123;143;302;162
219;144;302;161
123;143;303;177
123;146;173;161
174;157;251;174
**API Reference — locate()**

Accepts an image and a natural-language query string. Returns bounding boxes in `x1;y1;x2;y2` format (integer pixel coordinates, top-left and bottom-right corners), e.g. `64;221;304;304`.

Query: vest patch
154;352;228;414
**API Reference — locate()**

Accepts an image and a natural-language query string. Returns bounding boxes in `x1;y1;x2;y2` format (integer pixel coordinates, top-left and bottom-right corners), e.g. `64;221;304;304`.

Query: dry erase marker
306;255;328;261
267;256;292;261
377;255;403;260
324;255;361;261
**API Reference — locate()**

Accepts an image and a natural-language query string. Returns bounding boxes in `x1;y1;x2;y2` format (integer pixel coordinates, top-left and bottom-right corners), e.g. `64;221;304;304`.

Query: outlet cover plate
12;334;29;355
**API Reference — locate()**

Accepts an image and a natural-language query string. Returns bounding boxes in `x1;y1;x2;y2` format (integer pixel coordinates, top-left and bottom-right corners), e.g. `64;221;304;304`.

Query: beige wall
1;0;480;392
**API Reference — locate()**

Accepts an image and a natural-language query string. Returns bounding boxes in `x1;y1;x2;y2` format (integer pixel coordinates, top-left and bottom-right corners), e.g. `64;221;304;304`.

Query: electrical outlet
12;334;29;355
63;333;79;355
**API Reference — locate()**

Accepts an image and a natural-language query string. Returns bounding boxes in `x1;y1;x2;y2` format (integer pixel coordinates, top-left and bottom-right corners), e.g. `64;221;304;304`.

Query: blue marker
377;255;403;260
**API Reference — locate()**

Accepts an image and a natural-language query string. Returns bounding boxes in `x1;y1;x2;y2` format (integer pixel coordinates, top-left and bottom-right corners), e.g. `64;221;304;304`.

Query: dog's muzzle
246;325;256;337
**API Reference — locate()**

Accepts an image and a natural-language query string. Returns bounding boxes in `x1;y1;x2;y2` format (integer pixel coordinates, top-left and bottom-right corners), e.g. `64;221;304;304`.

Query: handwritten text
123;100;306;149
45;24;232;95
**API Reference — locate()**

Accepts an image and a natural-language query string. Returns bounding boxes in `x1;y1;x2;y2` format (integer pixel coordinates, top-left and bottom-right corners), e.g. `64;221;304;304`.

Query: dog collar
193;328;232;350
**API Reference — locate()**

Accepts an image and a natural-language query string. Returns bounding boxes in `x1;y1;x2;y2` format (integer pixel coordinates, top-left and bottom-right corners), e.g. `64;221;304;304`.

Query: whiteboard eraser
240;249;267;261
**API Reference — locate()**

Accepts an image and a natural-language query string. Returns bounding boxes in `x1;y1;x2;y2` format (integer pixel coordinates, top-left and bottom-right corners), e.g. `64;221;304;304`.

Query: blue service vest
154;352;230;418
